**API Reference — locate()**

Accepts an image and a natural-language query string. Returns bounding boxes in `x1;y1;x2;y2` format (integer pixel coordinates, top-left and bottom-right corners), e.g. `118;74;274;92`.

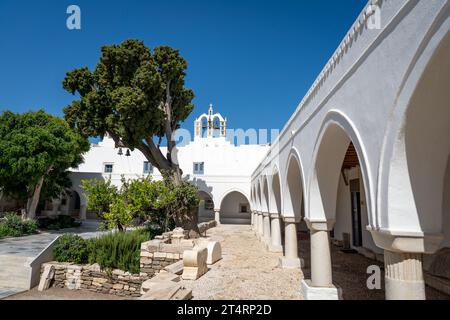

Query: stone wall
139;221;217;275
42;262;150;298
40;221;218;297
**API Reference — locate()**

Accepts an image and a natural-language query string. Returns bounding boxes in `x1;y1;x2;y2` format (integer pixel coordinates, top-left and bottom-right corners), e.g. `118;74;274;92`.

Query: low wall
139;220;217;274
29;236;60;289
42;262;149;298
40;221;218;296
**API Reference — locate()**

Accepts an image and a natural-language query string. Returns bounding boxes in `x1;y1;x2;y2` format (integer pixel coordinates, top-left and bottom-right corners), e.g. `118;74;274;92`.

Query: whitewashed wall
251;0;450;255
69;130;270;220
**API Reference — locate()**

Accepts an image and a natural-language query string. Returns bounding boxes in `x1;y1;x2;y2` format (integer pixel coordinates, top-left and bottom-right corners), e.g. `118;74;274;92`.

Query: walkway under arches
219;191;251;225
177;225;449;300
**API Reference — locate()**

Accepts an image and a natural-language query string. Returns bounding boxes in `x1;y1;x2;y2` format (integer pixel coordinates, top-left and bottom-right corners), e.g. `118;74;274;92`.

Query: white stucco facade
250;0;450;300
66;105;270;224
1;0;448;301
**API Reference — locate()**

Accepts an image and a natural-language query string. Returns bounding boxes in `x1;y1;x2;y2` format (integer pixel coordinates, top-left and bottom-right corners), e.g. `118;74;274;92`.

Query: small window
240;204;248;213
104;164;113;173
143;161;153;174
193;162;204;175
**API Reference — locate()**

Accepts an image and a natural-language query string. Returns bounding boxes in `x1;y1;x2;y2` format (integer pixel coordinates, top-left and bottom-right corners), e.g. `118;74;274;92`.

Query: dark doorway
72;191;81;210
350;179;362;247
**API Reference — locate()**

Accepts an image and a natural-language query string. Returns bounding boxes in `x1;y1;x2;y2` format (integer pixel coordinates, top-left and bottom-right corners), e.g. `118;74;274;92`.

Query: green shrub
0;224;10;238
37;215;81;230
0;213;37;238
87;229;152;274
53;233;88;264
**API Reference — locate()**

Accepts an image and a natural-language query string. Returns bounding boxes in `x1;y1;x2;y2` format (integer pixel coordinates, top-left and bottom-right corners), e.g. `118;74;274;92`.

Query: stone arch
283;148;306;221
253;184;258;210
269;167;282;215
212;116;221;137
198;115;209;137
219;189;251;225
250;185;254;209
307;112;381;299
68;190;81;215
198;190;215;223
384;31;450;249
308;111;374;227
261;175;270;213
256;180;262;212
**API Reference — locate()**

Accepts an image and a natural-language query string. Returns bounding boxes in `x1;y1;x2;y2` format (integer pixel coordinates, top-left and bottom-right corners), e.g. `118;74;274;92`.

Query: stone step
219;218;251;225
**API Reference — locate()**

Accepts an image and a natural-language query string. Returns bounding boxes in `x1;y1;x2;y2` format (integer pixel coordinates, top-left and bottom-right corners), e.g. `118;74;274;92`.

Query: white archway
198;190;215;223
219;190;251;225
283;149;306;221
386;31;450;250
308;112;374;227
270;168;282;215
256;180;262;212
262;176;270;213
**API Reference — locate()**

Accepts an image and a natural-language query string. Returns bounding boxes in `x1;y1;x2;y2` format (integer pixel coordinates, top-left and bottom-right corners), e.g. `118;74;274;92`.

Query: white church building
1;0;448;301
248;0;450;301
52;105;270;225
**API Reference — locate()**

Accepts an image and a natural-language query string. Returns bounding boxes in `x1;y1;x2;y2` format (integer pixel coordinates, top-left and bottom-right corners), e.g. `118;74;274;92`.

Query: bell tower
194;104;227;139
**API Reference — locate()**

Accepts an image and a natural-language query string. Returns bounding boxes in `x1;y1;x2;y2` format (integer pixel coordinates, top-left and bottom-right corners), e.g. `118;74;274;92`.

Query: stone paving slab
0;287;25;300
0;220;103;257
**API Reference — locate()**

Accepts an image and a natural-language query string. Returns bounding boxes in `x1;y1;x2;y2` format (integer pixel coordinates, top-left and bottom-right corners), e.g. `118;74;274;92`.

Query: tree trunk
0;191;4;213
26;175;45;219
183;207;200;239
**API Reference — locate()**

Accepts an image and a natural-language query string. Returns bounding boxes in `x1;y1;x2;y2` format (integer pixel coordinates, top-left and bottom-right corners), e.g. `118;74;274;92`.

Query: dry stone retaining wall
42;262;150;297
140;220;217;275
40;221;218;297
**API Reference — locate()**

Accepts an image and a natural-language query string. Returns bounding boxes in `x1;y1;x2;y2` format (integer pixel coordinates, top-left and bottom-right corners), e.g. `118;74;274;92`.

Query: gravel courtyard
5;224;449;300
181;224;303;300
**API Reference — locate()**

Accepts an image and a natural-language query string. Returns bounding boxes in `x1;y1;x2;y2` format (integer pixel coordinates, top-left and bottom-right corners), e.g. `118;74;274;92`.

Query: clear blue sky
0;0;367;140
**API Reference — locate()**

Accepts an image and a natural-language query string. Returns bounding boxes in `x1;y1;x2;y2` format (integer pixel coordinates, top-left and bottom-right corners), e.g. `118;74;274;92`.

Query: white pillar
214;209;220;225
301;220;341;300
279;219;302;269
368;229;443;300
258;212;264;238
384;250;425;300
251;211;254;228
269;214;283;253
310;229;333;287
263;212;271;246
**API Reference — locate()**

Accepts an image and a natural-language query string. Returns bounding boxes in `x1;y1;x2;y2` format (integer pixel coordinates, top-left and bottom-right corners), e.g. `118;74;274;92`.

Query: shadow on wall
402;32;450;237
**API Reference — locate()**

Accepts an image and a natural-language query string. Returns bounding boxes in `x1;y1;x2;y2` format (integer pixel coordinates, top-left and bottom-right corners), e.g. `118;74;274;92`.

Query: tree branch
156;136;162;149
163;80;177;165
144;137;172;170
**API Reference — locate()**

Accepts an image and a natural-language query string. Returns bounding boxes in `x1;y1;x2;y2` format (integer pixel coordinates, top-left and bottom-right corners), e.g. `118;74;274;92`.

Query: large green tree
0;110;90;218
62;39;194;185
62;39;199;235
